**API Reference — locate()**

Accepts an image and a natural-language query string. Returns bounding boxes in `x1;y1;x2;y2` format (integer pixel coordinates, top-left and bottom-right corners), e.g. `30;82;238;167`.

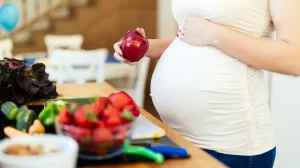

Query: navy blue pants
204;148;276;168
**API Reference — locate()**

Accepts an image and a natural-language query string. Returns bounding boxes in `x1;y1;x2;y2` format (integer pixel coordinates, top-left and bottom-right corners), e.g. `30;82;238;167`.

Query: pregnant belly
150;38;268;148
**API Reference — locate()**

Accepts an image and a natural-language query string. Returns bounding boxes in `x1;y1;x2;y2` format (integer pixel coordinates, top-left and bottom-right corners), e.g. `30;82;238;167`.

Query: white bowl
0;134;79;168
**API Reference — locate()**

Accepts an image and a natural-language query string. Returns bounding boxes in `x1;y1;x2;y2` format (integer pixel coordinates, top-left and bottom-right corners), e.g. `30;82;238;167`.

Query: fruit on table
93;127;113;145
108;92;130;110
57;91;140;156
124;104;140;117
121;30;149;62
65;127;92;146
66;102;80;114
103;106;119;119
1;101;18;120
58;107;72;125
108;91;140;117
105;115;122;128
92;127;114;155
96;121;105;128
73;105;98;128
121;110;135;121
92;97;107;116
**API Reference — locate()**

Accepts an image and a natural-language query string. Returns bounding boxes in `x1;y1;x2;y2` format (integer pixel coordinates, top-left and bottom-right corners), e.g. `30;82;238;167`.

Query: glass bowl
55;120;133;160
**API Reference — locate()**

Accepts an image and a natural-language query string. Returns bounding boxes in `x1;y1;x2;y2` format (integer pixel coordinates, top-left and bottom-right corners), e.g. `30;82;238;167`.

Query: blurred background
0;0;177;120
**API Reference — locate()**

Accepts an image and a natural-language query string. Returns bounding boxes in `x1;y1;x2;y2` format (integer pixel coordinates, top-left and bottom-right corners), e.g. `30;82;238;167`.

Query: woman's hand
178;17;220;46
113;27;146;66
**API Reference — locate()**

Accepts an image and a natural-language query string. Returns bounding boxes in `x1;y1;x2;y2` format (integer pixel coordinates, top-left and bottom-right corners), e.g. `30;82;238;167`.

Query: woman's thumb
136;27;146;37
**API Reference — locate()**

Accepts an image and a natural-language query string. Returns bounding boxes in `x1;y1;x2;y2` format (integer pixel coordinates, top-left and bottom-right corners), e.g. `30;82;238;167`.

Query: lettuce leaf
0;58;58;105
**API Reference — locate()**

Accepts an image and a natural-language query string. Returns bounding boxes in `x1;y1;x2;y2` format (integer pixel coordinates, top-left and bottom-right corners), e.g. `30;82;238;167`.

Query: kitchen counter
46;83;228;168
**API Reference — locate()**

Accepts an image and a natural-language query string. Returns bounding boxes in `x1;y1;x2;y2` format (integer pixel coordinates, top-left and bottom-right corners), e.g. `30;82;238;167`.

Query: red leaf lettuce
0;58;58;105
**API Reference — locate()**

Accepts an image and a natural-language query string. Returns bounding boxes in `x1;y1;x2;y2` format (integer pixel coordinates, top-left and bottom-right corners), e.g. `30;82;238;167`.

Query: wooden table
54;83;227;168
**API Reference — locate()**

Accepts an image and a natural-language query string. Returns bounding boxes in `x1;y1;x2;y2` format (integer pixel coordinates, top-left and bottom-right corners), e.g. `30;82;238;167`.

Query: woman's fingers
113;35;138;66
114;52;137;66
113;52;126;62
127;61;138;66
136;27;146;37
113;41;123;56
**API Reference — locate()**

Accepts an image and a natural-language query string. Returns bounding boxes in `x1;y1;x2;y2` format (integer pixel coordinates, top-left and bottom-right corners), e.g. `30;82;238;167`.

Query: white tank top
150;0;276;155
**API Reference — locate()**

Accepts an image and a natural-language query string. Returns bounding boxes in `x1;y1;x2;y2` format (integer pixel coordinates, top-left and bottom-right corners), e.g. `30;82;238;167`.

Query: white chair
47;49;108;84
0;38;13;59
105;63;137;80
116;57;151;107
44;34;84;55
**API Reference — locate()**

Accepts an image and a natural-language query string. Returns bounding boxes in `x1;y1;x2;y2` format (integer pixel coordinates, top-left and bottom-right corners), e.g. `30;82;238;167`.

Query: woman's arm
179;0;300;76
146;38;175;59
211;0;300;76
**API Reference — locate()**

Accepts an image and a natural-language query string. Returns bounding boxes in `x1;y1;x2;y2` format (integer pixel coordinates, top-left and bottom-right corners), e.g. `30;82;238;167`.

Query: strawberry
103;106;119;119
92;97;107;116
108;91;132;110
58;107;72;125
73;105;98;128
98;97;108;104
105;115;122;128
93;128;113;145
66;102;80;115
65;127;92;146
114;127;128;147
120;110;135;121
123;104;140;117
96;120;105;128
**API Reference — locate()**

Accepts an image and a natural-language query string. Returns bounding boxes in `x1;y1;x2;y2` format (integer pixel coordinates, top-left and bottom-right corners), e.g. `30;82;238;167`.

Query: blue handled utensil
147;146;189;158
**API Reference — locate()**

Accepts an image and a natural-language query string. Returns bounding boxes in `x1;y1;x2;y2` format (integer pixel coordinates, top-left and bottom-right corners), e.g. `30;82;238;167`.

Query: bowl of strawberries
55;91;140;160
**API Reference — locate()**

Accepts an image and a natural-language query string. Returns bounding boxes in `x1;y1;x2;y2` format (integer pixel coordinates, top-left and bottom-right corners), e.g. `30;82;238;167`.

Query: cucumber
16;110;37;132
16;106;29;120
1;102;18;120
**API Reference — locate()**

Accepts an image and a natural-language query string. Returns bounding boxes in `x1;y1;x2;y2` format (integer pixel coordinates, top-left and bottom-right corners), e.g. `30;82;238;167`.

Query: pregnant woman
113;0;300;167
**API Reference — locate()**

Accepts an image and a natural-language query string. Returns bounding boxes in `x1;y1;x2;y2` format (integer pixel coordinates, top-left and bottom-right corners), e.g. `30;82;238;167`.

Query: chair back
132;57;151;106
49;49;108;84
44;34;83;55
0;38;13;59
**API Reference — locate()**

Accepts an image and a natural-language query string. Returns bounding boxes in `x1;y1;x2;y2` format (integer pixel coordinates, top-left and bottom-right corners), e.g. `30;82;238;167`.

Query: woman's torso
150;0;276;155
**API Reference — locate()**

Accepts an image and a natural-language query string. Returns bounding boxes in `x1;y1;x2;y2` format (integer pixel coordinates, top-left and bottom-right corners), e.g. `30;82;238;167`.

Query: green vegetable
16;110;37;132
38;103;56;127
54;100;68;111
1;101;19;120
16;106;29;120
38;101;67;127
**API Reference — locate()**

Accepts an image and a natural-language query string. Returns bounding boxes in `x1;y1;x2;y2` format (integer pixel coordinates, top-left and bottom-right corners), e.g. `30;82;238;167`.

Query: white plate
0;134;78;168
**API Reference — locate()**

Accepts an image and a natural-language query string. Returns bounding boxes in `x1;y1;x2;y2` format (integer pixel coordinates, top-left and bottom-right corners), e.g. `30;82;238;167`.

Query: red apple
121;30;149;62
